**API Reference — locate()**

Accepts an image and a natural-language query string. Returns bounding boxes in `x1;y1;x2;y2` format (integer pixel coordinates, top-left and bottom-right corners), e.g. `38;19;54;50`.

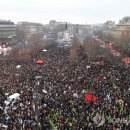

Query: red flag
93;96;97;103
85;93;92;101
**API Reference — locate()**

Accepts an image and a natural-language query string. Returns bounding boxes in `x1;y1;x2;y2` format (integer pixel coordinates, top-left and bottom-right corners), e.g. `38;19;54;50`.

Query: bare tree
27;33;46;55
94;30;115;42
8;33;46;63
69;37;81;61
114;27;130;55
121;28;130;50
93;30;104;39
8;48;31;64
16;28;26;43
83;37;102;62
104;33;114;42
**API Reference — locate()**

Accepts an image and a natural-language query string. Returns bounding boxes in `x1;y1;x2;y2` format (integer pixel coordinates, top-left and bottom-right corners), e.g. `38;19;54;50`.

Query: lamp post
35;59;44;130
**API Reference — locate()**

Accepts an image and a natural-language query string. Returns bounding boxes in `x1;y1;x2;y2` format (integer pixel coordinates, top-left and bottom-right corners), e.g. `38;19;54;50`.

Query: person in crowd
0;44;130;130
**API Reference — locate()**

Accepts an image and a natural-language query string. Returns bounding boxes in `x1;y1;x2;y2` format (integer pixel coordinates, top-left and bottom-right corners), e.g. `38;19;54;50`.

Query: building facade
103;17;130;38
17;22;44;42
0;20;16;43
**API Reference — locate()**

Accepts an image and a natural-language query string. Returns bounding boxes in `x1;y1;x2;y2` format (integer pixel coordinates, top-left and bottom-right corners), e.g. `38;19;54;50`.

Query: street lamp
34;59;44;130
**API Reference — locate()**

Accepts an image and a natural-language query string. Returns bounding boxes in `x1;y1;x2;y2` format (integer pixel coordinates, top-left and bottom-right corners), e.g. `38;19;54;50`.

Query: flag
93;96;97;103
85;93;97;103
85;93;92;101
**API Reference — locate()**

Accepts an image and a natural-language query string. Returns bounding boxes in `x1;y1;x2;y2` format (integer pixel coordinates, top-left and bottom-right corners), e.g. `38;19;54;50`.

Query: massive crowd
0;43;130;130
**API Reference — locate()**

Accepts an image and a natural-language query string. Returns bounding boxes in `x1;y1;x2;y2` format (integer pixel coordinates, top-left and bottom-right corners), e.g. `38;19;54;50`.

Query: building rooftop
17;21;43;26
118;16;130;25
0;20;14;25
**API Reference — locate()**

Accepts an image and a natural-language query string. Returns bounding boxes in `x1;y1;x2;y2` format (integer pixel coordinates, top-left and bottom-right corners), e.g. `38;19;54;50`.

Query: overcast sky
0;0;130;24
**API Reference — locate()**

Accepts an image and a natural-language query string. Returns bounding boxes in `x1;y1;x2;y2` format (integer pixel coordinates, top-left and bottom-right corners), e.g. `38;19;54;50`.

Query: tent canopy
36;59;44;64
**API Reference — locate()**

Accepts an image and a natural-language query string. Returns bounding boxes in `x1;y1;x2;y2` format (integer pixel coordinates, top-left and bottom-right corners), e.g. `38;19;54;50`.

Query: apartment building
0;20;16;43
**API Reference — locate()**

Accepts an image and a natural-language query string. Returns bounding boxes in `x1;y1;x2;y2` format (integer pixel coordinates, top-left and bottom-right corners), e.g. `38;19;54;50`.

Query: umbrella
42;89;47;94
43;104;47;108
16;65;21;69
82;90;86;93
86;65;91;69
42;49;47;52
73;93;78;98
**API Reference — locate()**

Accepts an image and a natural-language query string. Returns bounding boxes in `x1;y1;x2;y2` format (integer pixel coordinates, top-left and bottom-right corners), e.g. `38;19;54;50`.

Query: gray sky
0;0;130;24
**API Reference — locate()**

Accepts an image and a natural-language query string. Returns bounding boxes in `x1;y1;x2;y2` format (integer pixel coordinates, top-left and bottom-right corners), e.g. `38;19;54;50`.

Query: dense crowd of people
0;43;130;130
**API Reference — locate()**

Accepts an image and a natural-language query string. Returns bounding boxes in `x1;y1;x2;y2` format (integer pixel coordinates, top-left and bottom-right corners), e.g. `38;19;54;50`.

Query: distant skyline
0;0;130;24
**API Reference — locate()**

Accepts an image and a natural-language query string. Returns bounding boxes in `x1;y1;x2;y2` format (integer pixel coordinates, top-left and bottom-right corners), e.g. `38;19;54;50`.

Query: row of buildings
103;17;130;38
0;20;16;43
0;19;91;44
48;20;92;44
1;17;130;44
0;20;44;44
